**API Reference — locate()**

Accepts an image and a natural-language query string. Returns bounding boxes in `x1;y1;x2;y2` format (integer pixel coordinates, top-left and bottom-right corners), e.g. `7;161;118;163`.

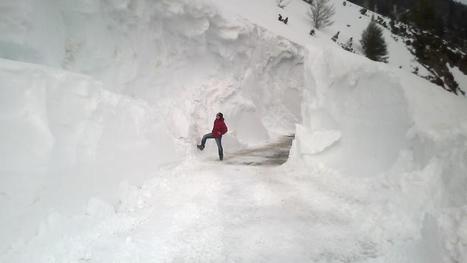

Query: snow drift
292;45;467;261
0;58;180;251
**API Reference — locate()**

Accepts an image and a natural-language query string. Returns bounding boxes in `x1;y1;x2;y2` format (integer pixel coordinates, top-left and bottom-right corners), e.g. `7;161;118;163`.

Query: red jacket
212;117;228;138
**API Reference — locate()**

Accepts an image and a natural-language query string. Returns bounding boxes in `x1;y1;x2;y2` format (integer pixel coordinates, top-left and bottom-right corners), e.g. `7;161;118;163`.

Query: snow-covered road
1;135;387;262
4;152;384;263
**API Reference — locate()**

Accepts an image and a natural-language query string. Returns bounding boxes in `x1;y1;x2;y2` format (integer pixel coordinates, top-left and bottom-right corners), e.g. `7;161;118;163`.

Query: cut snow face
1;0;305;144
301;46;411;177
0;58;180;251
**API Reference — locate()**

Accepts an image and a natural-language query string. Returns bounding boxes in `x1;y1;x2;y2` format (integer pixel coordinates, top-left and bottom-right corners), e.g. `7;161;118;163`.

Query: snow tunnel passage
130;5;307;146
10;0;307;148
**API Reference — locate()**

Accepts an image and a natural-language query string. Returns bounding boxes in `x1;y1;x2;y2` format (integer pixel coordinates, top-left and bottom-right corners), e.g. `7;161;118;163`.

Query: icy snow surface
1;0;467;262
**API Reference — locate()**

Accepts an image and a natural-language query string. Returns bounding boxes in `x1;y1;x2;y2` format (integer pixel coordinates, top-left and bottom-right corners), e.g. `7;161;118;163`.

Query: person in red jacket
197;112;228;160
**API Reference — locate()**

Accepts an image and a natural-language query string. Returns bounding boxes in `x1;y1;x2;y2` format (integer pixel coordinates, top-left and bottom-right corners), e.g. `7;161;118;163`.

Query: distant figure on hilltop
197;113;228;161
278;14;283;21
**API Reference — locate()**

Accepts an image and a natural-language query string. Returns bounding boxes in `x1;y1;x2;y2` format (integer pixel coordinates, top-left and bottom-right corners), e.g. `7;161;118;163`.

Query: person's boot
219;154;223;161
197;144;204;150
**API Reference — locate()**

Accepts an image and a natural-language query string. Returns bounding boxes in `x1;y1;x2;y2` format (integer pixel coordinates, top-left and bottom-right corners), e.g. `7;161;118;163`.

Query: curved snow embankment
1;0;305;145
0;0;305;252
0;58;180;251
292;45;467;261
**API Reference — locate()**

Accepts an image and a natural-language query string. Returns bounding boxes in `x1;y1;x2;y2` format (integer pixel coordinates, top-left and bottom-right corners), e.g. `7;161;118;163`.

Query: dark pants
201;133;223;160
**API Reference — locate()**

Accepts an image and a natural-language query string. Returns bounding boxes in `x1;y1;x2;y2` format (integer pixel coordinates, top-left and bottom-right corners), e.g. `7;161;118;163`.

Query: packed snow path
7;156;380;262
224;135;295;166
2;137;389;262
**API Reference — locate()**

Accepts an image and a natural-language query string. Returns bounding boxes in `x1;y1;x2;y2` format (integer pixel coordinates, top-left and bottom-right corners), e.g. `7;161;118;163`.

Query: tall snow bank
0;0;65;66
59;0;306;146
0;0;305;145
292;45;467;262
299;46;412;177
0;58;179;251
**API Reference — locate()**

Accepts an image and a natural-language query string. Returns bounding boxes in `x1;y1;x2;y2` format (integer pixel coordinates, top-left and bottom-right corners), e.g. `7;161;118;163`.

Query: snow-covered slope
1;0;466;262
211;0;466;92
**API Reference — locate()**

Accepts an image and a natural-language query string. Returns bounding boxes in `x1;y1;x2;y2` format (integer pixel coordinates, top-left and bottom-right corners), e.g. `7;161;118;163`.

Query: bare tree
308;0;336;29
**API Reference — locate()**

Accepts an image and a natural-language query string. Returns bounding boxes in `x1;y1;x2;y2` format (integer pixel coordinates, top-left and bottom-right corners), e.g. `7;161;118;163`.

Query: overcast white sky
455;0;467;5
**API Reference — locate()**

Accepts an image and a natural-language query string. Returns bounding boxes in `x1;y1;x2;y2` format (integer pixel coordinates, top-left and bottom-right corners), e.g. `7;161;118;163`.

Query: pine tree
412;0;437;31
308;0;335;29
360;20;388;62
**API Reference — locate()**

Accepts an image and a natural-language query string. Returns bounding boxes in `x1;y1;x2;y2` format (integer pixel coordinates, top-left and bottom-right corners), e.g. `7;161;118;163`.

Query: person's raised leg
198;133;214;150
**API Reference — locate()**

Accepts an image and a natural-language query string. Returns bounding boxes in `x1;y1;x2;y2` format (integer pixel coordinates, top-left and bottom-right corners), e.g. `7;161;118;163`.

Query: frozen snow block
295;124;341;155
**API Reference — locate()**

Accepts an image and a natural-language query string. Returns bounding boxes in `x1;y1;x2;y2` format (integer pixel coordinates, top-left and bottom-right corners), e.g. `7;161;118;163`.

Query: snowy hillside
212;0;466;93
1;0;467;262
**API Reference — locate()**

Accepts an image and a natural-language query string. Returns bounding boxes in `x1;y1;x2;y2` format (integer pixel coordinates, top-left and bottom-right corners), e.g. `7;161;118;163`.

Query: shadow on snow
224;135;295;166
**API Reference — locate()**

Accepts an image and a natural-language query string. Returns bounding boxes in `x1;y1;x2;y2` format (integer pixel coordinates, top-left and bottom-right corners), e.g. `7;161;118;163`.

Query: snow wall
292;45;467;262
0;0;304;252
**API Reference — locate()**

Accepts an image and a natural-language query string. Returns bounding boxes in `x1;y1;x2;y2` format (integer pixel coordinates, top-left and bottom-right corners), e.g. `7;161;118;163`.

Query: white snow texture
0;0;466;262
